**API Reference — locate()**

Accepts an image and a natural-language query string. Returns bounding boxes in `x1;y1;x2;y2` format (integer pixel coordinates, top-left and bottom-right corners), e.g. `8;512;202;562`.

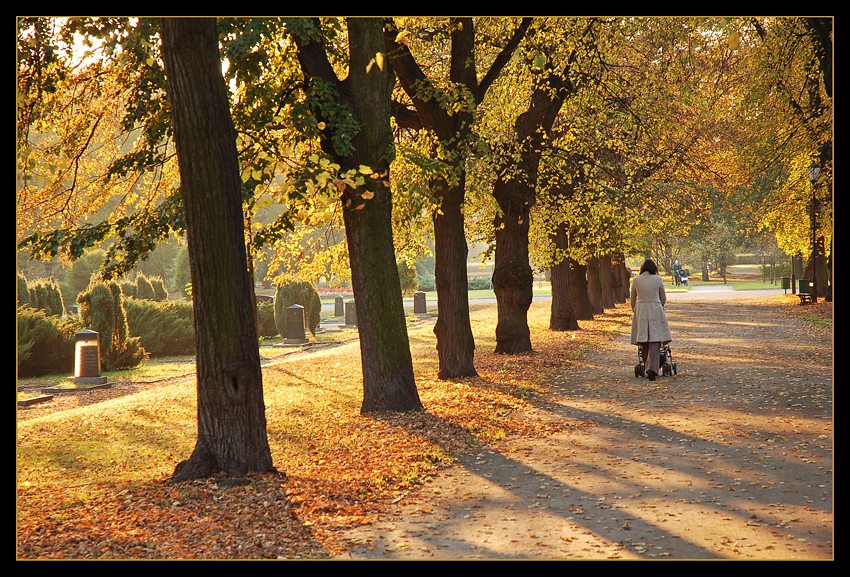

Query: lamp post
807;161;821;303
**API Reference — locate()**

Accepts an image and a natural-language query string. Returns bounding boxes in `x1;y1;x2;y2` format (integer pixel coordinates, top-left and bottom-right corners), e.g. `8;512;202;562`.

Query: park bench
798;280;814;305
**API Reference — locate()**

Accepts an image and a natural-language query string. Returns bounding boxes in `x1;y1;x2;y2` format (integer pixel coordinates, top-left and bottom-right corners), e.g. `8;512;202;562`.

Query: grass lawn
17;301;631;558
16;357;199;388
686;278;785;290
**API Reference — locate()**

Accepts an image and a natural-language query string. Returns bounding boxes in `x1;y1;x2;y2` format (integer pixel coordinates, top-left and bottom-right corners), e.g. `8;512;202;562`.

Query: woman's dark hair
640;259;658;275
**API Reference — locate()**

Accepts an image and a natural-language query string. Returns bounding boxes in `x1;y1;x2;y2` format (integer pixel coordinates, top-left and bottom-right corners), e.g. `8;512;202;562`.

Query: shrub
415;257;436;292
135;273;156;300
274;280;321;336
397;259;419;296
120;280;137;299
149;276;169;301
467;276;492;290
256;300;278;338
173;243;191;298
124;297;195;356
78;279;146;370
27;278;65;316
17;273;30;308
17;306;80;377
63;249;105;304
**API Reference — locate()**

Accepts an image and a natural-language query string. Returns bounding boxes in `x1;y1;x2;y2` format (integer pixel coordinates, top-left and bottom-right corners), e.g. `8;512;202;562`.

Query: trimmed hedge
397;259;419;296
124;297;195;357
150;276;168;301
17;306;80;377
28;278;65;316
78;279;146;370
274;280;321;336
17;273;30;307
256;300;278;338
120;280;137;299
467;276;492;290
135;273;156;300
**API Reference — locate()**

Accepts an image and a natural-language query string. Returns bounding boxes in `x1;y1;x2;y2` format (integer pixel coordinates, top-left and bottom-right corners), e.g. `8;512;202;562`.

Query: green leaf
532;53;546;72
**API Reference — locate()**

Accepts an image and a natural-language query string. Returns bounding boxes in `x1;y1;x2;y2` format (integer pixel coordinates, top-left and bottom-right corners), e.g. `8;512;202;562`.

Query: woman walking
630;259;673;381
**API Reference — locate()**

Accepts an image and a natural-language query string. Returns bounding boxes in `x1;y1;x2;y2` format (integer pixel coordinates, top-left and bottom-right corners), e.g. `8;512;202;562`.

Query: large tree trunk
599;254;617;309
549;223;579;331
432;175;477;378
342;19;421;413
384;17;529;373
161;18;274;482
291;18;421;413
586;256;604;315
569;259;594;320
491;66;573;353
492;177;534;353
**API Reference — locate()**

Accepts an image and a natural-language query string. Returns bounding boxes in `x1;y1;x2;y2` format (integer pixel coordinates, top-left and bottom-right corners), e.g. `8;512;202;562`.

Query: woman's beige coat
630;271;672;345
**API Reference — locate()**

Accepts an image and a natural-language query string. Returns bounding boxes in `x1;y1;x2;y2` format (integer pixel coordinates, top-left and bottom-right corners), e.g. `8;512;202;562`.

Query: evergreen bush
274;280;322;336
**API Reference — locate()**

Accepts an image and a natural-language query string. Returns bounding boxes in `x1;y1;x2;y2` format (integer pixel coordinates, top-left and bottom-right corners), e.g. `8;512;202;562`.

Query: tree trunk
616;253;631;301
549;223;579;331
290;18;421;412
569;259;594;320
599;254;616;309
586;256;604;315
492;177;534;353
341;19;421;413
161;18;274;482
432;175;477;378
610;255;625;304
491;67;572;353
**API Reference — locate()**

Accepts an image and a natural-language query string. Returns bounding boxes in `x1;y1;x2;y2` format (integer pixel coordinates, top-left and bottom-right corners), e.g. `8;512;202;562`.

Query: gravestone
344;300;357;327
70;329;107;385
413;291;427;316
334;295;344;317
284;304;308;344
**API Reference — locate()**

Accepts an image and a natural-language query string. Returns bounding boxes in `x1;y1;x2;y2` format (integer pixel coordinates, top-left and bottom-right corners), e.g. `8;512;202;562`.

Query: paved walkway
340;292;832;559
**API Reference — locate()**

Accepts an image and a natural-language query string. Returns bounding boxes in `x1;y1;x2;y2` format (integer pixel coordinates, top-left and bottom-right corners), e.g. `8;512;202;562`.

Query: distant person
672;259;682;286
630;258;673;381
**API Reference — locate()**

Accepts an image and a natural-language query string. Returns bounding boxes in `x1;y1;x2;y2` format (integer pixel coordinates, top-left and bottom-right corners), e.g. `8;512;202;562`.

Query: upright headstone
71;329;107;385
284;304;308;344
413;291;427;316
334;295;344;317
344;300;357;327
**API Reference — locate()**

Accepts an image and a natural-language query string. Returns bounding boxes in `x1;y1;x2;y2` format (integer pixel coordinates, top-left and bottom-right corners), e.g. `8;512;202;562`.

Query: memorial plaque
76;344;100;377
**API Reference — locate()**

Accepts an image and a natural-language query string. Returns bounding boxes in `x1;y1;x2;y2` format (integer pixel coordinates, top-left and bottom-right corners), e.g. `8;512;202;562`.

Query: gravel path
340;293;833;559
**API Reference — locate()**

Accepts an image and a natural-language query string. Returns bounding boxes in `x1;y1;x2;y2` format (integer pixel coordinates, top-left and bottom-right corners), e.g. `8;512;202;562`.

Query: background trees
18;16;833;415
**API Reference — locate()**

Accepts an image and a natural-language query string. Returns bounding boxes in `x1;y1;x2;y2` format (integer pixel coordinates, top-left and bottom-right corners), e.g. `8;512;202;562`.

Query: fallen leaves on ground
17;302;625;559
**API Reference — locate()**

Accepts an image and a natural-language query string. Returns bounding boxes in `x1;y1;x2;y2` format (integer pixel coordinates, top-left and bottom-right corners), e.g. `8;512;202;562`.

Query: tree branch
391;100;423;130
383;17;451;139
476;17;532;104
286;18;340;87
